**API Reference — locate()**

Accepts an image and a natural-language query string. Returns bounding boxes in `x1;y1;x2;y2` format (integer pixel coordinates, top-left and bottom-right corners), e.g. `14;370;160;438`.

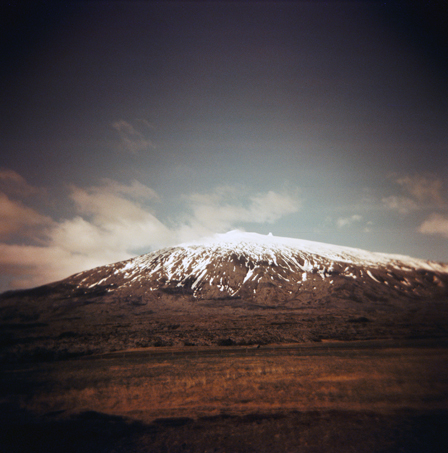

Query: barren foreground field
2;339;448;452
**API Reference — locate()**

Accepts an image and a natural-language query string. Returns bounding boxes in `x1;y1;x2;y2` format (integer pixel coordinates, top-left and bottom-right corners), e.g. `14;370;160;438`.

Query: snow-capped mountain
62;230;448;305
2;231;448;358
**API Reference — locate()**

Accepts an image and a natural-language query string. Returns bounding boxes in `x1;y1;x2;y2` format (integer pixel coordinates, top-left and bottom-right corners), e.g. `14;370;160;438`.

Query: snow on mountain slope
183;230;447;271
3;231;448;360
66;231;448;302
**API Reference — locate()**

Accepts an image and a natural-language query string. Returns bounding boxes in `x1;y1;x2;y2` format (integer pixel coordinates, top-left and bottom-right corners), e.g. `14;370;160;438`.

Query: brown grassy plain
2;339;448;452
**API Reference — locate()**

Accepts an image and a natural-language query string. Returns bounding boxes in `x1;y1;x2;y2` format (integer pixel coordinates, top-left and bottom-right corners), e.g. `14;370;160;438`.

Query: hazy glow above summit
0;1;447;292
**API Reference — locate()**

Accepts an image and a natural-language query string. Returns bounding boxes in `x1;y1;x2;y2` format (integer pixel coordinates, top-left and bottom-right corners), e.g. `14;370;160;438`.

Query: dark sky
1;0;447;291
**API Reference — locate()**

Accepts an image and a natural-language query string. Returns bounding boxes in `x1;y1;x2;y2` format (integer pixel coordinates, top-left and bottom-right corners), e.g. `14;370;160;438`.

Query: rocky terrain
1;231;448;361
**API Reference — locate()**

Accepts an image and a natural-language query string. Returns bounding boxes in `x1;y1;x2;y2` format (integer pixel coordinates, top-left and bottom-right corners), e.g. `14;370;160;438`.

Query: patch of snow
366;270;380;283
82;230;447;298
88;276;109;288
180;230;448;273
243;268;256;284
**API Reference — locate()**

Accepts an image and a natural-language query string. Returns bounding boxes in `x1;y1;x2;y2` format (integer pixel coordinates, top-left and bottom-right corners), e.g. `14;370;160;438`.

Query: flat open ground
2;339;448;452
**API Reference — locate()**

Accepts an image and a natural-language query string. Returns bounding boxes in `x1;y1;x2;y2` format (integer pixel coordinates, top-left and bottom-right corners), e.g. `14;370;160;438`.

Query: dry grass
7;341;447;424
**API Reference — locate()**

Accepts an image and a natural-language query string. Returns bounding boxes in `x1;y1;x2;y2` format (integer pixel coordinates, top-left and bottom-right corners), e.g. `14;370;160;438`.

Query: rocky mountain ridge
1;231;448;360
61;230;448;305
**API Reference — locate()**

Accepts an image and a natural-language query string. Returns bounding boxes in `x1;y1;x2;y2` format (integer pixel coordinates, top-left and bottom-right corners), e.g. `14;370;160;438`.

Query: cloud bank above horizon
1;168;447;292
1;1;447;291
0;169;303;290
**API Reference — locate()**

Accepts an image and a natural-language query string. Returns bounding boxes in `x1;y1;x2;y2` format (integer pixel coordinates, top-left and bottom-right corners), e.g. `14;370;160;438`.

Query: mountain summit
62;230;448;305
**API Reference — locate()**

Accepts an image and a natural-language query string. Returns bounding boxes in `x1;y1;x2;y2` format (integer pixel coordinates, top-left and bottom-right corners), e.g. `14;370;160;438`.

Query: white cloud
112;120;155;154
395;174;443;205
250;190;300;223
383;174;446;217
381;195;419;215
181;186;301;239
0;192;53;240
383;174;448;240
0;178;172;290
69;181;159;224
336;214;362;228
0;243;110;290
52;181;172;256
0;168;45;197
0;173;302;291
419;213;448;239
110;179;160;201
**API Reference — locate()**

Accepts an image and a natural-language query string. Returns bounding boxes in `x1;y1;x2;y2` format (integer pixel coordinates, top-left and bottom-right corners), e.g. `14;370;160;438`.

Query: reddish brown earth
1;340;448;452
1;235;448;451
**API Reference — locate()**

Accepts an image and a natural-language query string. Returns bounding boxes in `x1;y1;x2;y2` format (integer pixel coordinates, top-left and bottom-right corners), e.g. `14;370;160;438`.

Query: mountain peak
183;229;345;252
56;230;448;306
181;231;446;272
